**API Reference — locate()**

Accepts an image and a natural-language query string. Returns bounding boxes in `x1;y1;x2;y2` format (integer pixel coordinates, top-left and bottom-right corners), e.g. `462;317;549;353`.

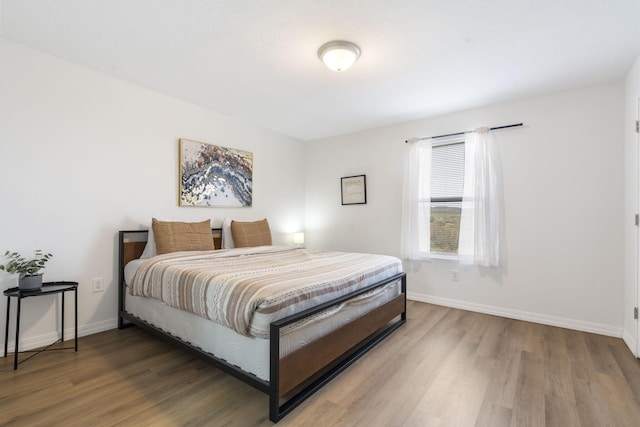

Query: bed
118;220;406;422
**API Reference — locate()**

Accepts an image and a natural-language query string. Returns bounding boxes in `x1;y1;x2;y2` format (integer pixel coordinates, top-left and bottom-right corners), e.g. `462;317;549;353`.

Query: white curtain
401;138;431;260
458;127;503;267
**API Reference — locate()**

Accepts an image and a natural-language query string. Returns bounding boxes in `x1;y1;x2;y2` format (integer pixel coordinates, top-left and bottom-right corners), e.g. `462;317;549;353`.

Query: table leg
14;297;21;370
4;296;9;357
61;291;65;343
74;288;78;351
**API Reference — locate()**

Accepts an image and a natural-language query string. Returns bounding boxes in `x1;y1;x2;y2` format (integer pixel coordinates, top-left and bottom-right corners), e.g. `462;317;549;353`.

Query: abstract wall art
179;138;253;207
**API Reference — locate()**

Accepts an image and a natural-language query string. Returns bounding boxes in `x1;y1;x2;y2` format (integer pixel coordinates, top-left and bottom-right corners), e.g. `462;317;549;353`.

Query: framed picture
179;138;253;207
341;175;367;205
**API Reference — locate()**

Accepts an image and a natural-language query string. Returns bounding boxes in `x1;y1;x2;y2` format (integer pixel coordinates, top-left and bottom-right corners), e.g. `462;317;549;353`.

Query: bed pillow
221;217;235;249
140;213;168;259
152;218;215;254
139;226;156;259
230;219;272;248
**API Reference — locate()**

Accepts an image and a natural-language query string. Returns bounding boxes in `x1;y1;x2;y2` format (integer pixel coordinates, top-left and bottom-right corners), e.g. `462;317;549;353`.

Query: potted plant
0;250;53;290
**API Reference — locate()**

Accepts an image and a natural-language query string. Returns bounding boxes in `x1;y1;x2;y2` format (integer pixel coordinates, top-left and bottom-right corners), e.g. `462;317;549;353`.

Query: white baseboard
408;292;624;338
4;318;118;353
622;329;638;357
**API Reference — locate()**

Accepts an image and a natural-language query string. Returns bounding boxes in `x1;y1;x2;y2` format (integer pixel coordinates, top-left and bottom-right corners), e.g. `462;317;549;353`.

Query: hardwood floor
2;301;640;426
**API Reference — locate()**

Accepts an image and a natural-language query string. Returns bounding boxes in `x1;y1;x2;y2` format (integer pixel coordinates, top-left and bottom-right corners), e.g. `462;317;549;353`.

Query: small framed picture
341;175;367;205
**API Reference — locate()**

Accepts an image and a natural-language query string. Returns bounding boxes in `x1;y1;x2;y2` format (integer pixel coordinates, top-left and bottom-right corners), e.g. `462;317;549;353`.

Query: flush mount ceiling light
318;40;361;72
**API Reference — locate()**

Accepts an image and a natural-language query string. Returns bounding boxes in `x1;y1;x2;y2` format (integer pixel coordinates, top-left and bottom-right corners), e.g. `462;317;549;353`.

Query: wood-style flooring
1;301;640;426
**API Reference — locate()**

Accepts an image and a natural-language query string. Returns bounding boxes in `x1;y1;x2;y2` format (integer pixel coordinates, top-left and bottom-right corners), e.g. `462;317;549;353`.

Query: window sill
430;252;458;261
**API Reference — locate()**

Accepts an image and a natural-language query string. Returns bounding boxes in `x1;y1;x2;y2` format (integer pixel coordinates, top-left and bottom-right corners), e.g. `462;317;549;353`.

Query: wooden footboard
278;293;405;397
269;273;406;421
118;230;406;423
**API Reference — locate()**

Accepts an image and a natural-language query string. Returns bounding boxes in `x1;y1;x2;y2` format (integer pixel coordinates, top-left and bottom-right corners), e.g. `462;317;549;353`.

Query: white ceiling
2;0;640;141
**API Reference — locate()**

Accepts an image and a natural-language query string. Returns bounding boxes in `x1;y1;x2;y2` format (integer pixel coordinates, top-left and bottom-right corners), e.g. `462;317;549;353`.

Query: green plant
0;250;53;278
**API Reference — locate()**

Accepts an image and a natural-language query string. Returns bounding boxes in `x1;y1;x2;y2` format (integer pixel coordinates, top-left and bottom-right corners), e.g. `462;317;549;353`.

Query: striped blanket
129;246;403;338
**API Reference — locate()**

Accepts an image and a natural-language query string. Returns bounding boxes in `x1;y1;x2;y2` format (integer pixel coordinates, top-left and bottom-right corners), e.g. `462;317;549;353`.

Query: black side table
3;281;78;370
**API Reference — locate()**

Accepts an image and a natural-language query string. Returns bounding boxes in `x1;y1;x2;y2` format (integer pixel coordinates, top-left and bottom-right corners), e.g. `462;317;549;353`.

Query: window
430;138;465;254
402;128;503;266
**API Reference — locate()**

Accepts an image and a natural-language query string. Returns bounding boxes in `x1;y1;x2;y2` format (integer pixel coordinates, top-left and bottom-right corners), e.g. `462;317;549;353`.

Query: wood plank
542;326;582;427
123;241;146;265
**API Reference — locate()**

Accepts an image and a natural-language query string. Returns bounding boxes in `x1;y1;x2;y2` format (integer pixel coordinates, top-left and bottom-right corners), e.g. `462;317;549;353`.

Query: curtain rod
405;122;523;143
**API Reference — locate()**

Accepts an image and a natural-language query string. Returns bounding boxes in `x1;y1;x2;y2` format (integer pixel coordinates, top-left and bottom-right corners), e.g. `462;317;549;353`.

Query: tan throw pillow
152;218;214;255
231;219;272;248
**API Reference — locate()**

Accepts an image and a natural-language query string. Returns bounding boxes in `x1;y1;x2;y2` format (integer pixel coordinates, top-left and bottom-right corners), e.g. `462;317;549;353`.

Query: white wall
0;39;306;350
0;36;629;352
306;82;625;336
624;53;640;355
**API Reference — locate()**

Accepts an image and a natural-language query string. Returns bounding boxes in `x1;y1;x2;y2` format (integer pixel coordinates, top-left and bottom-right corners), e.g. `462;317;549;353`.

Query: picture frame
179;138;253;207
341;174;367;205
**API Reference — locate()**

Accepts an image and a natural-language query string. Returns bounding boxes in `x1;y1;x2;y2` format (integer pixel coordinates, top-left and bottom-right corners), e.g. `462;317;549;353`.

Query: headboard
120;228;223;266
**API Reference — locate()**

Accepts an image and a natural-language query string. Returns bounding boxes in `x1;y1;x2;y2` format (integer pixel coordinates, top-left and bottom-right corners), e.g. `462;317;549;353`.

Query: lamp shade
318;41;361;72
293;232;305;245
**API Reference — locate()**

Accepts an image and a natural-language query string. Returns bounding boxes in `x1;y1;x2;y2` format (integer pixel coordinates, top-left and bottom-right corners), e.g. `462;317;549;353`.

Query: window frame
429;137;465;258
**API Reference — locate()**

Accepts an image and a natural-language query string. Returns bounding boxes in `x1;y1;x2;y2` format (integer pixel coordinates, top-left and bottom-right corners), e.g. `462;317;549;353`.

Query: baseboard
622;329;638;357
4;318;118;352
408;293;624;338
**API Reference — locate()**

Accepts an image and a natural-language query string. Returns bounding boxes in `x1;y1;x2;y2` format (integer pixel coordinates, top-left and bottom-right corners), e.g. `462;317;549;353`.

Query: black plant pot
19;274;43;290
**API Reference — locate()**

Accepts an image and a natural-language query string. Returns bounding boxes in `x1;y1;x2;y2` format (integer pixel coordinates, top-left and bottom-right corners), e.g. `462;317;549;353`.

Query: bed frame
118;229;407;423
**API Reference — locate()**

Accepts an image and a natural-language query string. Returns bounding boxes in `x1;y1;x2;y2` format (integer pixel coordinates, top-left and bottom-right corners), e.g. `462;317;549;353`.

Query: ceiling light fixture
318;40;361;72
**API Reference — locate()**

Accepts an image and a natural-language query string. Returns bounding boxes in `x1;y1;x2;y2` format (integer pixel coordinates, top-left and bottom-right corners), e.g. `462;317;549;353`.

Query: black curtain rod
405;123;523;143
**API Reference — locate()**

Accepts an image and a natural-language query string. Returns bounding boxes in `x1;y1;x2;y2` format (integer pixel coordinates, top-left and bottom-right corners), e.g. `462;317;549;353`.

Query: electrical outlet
92;277;104;293
451;270;459;281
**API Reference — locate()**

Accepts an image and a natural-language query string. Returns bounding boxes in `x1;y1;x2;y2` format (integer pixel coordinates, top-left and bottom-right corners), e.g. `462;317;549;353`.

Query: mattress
128;246;403;338
124;259;402;380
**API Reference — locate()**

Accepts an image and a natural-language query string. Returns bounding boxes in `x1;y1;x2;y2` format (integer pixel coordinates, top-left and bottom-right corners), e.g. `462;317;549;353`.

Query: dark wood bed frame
118;229;407;422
